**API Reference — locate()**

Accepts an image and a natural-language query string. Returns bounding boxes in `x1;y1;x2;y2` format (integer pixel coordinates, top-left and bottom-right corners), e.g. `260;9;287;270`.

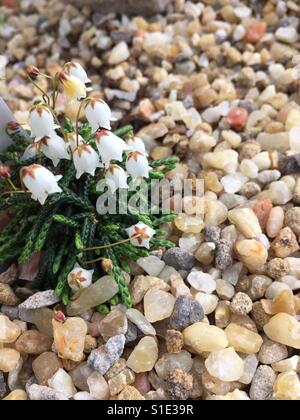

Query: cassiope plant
0;62;179;309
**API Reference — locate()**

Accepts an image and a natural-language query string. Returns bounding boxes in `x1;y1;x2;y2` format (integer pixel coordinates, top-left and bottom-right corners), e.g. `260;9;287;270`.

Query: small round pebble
230;292;253;315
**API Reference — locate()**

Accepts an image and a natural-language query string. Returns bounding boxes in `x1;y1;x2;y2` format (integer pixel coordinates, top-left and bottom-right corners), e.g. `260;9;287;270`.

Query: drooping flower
59;71;87;103
0;165;11;179
29;104;59;140
20;164;62;205
67;132;84;152
41;134;70;167
85;98;112;132
126;222;156;249
95;129;129;168
73;143;100;179
126;151;151;179
65;62;91;85
105;164;128;193
127;136;148;156
21;142;40;161
67;263;94;293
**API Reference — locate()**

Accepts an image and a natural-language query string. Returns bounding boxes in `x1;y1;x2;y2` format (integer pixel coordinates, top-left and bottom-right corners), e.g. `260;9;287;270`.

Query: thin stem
79;234;141;253
0;190;30;199
27;75;50;105
75;98;89;147
80;256;106;265
6;178;17;191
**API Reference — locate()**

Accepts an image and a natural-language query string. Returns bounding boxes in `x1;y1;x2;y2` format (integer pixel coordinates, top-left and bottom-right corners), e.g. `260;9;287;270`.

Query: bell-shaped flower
96;129;129;168
41;134;70;167
65;62;91;85
20;164;62;205
67;132;84;152
67;263;94;293
105;164;128;193
29;104;59;140
59;71;86;103
85;98;112;132
73;143;100;179
127;136;148;156
126;151;151;179
126;222;156;249
21;142;40;161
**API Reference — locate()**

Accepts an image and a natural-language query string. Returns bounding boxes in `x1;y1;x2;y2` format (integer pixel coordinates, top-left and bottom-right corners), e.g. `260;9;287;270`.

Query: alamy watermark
96;178;205;215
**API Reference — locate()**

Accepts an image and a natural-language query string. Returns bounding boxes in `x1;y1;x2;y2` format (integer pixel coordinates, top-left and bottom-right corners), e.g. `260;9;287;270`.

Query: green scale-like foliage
0;123;178;309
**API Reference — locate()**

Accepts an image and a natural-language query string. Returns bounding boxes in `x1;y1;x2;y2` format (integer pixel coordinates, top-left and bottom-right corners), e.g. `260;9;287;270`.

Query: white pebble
289;126;300;152
137;256;165;277
265;282;291;299
269;181;293;205
221;173;248;194
240;160;259;179
281;276;300;291
275;27;298;44
195;292;218;315
233;25;246;41
187;272;216;294
252;152;271;171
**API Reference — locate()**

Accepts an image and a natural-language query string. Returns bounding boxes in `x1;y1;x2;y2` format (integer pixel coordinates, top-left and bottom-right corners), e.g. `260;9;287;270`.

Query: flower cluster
0;62;177;308
20;62;154;250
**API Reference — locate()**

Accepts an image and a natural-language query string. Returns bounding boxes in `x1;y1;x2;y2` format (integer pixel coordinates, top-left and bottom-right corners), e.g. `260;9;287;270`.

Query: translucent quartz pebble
264;313;300;349
126;309;156;336
144;288;175;323
0;315;21;344
205;348;244;382
225;323;263;354
273;371;300;400
66;276;118;316
187;272;216;294
53;317;87;362
127;337;158;373
183;322;228;353
228;208;262;239
48;368;77;399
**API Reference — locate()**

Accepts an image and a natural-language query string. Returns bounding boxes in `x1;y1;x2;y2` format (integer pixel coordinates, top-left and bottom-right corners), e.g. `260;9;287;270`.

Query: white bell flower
67;263;94;293
96;129;129;168
105;164;128;193
127;136;148;156
20;164;62;205
73;143;100;179
85;98;112;132
29;104;59;140
126;151;151;179
65;62;91;84
41;134;70;167
21;142;40;161
126;222;156;249
59;71;87;103
67;132;84;152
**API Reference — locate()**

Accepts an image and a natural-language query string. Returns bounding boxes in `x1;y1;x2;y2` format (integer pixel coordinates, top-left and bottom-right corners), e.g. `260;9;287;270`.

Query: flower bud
0;166;11;179
26;65;40;79
101;258;113;273
54;309;66;323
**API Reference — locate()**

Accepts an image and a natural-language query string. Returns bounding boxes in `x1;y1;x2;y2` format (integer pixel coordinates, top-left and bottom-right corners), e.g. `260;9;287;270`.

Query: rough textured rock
19;290;60;310
88;335;125;375
169;295;204;331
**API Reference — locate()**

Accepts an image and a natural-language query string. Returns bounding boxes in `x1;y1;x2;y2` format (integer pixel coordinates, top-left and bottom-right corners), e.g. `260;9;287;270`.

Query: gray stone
249;365;277;400
19;290;60;310
169;295;204;331
258;340;288;365
163;248;196;272
67;0;171;16
88;335;125;375
0;372;7;398
27;384;68;401
204;227;221;244
215;239;233;271
1;305;19;319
